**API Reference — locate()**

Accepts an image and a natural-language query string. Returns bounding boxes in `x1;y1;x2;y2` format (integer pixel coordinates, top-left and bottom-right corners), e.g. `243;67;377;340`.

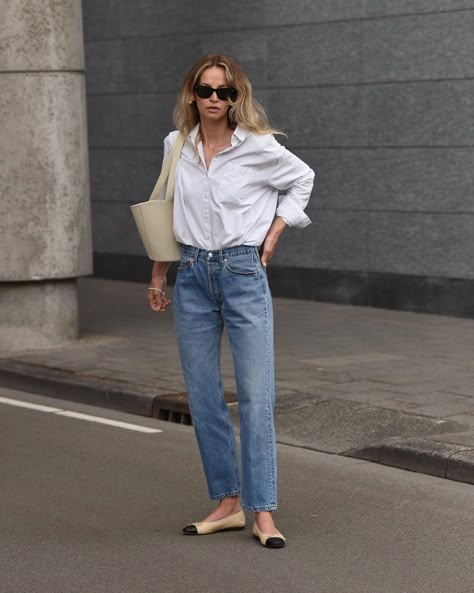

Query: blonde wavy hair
173;54;282;139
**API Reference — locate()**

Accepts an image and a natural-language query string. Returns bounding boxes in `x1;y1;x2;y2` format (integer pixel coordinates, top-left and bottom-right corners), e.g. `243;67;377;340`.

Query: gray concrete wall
1;0;92;281
82;1;474;315
0;0;93;350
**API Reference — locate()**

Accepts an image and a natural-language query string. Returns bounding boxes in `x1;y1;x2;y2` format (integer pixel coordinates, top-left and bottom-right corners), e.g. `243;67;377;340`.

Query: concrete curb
1;359;474;486
346;437;474;485
0;360;156;417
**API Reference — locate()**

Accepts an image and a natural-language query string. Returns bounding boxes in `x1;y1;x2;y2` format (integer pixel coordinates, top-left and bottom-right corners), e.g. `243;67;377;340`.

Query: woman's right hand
148;262;172;313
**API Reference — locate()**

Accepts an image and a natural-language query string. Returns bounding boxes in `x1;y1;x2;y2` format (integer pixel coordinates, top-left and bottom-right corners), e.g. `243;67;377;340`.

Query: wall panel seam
1;70;84;75
306;209;474;215
88;145;474;150
83;6;474;43
84;77;474;98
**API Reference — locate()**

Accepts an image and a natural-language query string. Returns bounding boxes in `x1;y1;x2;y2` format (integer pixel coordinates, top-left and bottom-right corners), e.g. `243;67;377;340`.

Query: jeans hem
242;504;277;512
209;490;241;501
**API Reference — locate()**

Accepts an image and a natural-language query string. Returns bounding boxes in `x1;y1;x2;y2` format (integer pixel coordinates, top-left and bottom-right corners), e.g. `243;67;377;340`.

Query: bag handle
149;133;186;202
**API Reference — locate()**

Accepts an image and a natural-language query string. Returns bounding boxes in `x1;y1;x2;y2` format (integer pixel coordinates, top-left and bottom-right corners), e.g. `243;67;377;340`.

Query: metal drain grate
152;391;238;426
157;407;193;425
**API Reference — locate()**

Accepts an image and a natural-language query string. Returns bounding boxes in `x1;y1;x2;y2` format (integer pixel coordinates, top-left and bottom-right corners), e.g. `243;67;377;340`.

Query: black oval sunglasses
195;84;237;102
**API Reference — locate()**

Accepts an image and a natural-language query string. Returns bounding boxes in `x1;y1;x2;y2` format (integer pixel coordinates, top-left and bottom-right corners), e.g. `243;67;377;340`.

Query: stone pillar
0;0;92;351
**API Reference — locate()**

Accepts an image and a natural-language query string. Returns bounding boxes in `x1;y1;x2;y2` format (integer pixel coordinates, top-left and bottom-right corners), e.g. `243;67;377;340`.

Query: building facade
82;1;474;316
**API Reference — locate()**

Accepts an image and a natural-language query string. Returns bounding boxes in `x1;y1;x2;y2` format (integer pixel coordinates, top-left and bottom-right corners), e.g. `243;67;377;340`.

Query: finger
148;292;159;308
154;295;171;312
148;294;156;310
149;294;165;311
159;298;172;312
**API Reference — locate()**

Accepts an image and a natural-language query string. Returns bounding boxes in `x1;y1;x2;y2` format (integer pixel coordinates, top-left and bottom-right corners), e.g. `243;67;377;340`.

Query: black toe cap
265;537;285;548
182;524;198;535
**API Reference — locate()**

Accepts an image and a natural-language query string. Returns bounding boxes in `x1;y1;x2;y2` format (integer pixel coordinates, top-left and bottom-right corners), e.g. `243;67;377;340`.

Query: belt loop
193;247;199;263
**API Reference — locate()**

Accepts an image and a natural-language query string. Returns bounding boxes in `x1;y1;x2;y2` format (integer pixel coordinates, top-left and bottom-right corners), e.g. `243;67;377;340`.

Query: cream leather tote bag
130;133;185;261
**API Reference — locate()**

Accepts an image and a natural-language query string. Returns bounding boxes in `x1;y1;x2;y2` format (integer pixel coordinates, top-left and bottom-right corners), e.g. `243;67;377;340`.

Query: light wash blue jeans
173;244;277;512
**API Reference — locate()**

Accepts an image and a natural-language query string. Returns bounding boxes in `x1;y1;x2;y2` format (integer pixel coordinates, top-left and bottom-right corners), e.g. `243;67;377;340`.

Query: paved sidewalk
1;277;474;484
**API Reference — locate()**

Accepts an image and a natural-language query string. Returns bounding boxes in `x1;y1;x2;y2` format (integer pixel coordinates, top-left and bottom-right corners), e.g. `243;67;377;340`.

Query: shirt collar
188;124;200;144
231;125;248;144
187;123;248;146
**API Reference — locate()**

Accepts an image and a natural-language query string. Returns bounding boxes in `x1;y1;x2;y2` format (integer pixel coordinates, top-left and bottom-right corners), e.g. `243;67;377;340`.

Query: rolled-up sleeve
267;140;315;228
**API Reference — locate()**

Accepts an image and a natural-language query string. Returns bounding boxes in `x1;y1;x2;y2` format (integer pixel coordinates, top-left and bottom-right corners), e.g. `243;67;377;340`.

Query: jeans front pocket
178;257;194;272
224;251;259;276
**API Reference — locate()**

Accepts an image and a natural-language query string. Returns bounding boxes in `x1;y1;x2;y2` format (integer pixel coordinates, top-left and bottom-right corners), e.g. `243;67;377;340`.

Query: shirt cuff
276;200;312;228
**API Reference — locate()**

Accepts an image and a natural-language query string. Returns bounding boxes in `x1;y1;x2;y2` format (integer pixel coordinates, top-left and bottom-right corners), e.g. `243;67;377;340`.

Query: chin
203;113;227;123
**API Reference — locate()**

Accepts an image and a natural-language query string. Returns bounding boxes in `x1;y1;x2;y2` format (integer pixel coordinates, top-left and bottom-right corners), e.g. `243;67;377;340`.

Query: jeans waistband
181;244;259;262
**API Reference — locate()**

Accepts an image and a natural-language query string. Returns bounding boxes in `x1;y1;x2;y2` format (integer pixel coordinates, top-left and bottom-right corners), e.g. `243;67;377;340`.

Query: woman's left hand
260;217;287;267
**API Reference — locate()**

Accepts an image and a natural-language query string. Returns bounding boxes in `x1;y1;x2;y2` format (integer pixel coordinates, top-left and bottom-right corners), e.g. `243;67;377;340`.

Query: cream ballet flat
182;510;246;535
252;522;286;548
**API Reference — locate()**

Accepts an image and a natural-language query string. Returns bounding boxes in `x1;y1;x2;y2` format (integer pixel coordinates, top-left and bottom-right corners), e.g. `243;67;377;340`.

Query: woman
148;54;314;548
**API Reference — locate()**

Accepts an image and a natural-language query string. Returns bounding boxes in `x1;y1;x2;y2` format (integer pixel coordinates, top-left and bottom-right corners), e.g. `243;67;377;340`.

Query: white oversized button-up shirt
163;124;314;250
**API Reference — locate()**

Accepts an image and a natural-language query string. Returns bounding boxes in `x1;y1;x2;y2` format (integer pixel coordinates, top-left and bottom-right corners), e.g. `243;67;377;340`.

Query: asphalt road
1;387;473;593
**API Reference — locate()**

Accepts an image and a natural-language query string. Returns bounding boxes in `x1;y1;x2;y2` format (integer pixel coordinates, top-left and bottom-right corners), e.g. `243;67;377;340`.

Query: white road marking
0;396;62;413
56;411;162;433
0;396;162;433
